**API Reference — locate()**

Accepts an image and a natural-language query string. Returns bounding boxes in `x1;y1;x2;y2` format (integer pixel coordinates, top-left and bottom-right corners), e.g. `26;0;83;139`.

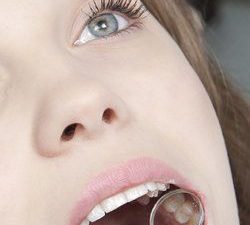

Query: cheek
98;24;218;146
77;17;227;176
126;50;217;146
99;25;226;174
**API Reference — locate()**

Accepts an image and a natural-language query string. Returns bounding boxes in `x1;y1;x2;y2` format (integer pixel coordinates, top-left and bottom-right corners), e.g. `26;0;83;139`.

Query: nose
33;80;131;157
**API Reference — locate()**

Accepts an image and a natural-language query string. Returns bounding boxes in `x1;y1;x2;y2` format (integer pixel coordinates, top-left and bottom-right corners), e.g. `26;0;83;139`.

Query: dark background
188;0;250;99
188;0;217;22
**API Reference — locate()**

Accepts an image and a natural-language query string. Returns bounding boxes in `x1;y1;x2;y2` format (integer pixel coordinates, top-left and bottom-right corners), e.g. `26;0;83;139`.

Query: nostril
60;108;116;142
60;123;84;141
102;108;117;124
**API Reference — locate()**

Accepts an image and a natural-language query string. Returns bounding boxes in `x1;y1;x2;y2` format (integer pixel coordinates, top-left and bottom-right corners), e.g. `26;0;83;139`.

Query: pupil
96;20;108;31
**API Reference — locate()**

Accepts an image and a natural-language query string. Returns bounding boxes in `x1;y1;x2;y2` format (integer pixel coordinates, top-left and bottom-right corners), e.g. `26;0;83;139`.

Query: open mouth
69;157;206;225
81;182;201;225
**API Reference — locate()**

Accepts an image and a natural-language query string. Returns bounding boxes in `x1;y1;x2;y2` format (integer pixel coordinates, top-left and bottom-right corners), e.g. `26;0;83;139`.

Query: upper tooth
80;219;89;225
147;191;155;197
153;190;159;197
145;182;158;192
100;192;128;213
147;190;159;197
156;183;167;191
124;184;148;202
83;181;169;225
87;204;105;222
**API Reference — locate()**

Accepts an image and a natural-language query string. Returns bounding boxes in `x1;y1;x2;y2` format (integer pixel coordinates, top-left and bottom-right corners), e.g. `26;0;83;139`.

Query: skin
0;0;239;225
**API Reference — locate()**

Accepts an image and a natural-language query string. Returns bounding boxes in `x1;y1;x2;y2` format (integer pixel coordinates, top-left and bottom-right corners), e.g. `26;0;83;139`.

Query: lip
68;156;207;225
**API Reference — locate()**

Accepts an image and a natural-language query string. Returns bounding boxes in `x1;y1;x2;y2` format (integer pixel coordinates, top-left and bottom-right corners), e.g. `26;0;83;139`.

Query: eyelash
79;0;148;42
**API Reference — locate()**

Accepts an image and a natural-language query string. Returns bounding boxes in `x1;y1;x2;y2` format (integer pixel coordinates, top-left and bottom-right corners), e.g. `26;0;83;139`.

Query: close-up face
0;0;240;225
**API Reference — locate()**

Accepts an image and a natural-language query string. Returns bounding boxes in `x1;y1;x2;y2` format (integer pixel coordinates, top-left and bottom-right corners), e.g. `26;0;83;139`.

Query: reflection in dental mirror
150;189;205;225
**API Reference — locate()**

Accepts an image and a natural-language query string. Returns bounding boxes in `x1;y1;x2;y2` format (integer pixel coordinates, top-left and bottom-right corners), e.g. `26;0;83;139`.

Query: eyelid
71;9;133;47
69;0;148;47
74;11;134;46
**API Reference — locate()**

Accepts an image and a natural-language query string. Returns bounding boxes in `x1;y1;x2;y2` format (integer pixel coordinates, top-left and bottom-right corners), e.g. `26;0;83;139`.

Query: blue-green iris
88;13;118;37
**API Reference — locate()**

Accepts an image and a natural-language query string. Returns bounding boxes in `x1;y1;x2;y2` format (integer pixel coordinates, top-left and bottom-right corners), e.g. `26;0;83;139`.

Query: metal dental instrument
149;189;205;225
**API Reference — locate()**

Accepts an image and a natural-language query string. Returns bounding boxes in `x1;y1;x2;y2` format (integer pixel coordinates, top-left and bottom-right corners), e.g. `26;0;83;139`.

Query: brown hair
141;0;250;224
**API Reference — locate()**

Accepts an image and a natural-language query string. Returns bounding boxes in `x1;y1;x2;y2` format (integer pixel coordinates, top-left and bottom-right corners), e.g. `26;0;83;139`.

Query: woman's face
0;0;239;225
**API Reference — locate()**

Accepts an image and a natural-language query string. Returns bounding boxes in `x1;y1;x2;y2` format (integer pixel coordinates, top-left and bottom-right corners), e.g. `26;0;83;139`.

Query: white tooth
80;219;90;225
100;192;128;213
145;182;157;192
153;190;159;197
156;183;167;191
147;191;155;197
87;204;105;222
124;184;148;202
147;190;158;197
147;190;159;197
163;193;185;213
174;201;194;224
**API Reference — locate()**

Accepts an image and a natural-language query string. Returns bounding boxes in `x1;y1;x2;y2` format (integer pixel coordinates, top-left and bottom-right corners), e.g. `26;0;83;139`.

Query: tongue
91;195;180;225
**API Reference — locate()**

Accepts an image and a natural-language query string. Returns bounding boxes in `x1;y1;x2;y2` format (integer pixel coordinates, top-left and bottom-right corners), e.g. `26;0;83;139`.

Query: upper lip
68;156;207;225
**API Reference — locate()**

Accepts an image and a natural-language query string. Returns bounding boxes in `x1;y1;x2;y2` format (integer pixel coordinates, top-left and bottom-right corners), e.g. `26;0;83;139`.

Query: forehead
0;0;79;59
0;0;73;28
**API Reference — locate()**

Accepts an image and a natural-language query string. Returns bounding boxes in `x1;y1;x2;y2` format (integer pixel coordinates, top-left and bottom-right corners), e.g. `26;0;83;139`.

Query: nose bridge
6;47;84;101
33;78;131;157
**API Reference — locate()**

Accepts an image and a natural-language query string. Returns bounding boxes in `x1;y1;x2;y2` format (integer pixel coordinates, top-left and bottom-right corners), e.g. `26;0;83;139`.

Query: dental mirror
149;189;205;225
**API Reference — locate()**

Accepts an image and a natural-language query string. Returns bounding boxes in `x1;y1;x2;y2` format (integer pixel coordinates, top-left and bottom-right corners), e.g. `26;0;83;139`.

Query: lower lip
68;156;207;225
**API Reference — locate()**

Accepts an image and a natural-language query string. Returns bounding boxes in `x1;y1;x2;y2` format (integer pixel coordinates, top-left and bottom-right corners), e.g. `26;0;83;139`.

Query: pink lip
68;156;207;225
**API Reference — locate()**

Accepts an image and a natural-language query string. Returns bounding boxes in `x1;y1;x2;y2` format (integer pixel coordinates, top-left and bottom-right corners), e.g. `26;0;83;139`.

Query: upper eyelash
82;0;148;22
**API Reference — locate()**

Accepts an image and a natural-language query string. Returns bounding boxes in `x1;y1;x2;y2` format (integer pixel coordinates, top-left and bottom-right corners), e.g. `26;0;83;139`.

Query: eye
72;0;148;46
74;12;129;46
